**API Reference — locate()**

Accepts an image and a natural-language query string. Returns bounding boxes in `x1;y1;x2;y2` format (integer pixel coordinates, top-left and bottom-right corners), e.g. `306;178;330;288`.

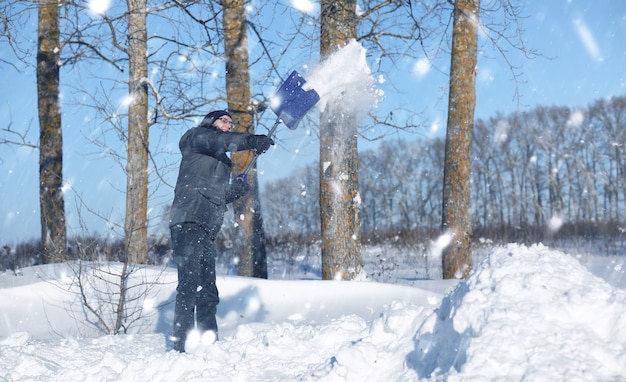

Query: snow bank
1;244;626;381
409;244;626;380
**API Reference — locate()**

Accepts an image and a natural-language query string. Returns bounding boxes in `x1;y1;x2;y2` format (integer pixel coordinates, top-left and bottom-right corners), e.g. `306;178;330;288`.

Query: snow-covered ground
1;243;625;381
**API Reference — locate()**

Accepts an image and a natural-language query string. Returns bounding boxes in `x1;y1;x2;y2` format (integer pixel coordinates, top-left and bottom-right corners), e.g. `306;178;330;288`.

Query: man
169;110;274;352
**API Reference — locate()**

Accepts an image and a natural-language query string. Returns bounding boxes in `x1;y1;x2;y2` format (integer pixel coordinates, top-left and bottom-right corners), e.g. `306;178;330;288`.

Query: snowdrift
1;244;625;381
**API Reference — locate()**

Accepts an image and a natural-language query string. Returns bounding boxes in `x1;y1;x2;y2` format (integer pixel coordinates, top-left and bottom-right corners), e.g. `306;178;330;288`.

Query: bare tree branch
1;120;38;148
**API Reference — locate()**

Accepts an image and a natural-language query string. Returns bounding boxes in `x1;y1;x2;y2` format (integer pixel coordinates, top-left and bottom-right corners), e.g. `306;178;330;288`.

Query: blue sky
1;1;625;244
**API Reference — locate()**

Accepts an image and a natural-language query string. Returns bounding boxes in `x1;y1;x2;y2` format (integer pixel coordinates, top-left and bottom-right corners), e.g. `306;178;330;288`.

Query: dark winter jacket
169;126;254;238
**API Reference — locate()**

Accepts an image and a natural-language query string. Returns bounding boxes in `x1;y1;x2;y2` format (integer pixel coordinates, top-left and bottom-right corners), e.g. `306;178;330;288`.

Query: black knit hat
200;110;232;128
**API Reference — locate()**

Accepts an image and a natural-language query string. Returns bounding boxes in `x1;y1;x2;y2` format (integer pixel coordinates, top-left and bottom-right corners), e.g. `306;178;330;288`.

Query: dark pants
171;223;219;352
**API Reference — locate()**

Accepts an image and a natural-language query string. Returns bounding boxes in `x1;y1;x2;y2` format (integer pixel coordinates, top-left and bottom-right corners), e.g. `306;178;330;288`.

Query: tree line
262;95;626;244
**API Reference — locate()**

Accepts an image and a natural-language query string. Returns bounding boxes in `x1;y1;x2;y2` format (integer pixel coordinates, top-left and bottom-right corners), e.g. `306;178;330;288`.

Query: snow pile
410;244;626;380
1;244;626;381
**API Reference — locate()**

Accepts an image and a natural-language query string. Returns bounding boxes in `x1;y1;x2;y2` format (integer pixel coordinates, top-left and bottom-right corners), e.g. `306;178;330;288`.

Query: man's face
214;116;234;132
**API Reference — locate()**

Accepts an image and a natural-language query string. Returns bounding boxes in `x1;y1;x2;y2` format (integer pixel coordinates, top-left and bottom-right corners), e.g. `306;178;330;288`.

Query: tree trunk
124;0;149;264
223;0;267;278
37;0;66;263
319;0;362;280
441;0;479;279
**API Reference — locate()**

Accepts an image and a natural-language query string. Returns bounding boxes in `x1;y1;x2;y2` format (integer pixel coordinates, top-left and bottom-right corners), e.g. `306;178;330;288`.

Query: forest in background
3;94;625;272
261;95;626;244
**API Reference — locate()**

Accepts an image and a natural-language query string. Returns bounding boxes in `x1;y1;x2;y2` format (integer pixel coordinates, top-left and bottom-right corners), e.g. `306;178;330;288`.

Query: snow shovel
237;70;320;183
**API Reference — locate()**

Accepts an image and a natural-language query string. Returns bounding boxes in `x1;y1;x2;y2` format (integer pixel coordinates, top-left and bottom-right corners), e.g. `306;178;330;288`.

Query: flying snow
87;0;111;16
573;19;602;62
304;39;382;117
567;109;585;127
289;0;318;14
413;57;432;78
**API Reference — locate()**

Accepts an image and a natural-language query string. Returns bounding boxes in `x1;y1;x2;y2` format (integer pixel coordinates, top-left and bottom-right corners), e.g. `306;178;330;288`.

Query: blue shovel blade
270;70;320;130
